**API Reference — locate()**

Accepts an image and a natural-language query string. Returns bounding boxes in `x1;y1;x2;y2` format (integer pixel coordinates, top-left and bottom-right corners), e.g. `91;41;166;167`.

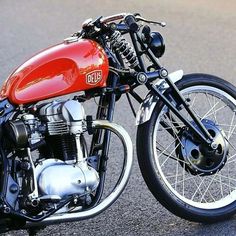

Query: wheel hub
178;119;229;176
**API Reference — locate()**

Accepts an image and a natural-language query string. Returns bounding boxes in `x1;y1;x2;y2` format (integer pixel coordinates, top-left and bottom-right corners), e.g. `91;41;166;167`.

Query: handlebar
100;13;166;31
100;13;128;24
80;13;166;38
100;13;139;32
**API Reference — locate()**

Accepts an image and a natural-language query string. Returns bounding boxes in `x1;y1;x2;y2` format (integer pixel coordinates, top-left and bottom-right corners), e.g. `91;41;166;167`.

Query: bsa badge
86;70;102;85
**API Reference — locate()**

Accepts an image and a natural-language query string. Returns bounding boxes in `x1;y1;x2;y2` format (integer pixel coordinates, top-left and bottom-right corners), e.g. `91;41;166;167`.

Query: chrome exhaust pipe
27;120;133;227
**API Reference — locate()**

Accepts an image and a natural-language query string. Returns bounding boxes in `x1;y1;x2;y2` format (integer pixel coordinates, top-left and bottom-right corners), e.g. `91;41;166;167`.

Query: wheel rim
153;85;236;209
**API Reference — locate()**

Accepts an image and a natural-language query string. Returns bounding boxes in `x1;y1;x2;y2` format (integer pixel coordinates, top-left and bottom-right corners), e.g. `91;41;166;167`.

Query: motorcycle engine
6;100;99;202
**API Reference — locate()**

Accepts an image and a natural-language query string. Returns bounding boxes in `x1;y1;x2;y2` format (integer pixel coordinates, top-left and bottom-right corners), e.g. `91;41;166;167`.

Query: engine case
36;159;99;198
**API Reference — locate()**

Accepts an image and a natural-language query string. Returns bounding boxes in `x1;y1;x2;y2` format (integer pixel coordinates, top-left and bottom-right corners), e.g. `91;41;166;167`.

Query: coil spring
110;31;139;69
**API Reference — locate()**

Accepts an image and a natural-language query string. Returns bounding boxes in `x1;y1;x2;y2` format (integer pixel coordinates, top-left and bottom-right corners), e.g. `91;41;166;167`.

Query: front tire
137;74;236;223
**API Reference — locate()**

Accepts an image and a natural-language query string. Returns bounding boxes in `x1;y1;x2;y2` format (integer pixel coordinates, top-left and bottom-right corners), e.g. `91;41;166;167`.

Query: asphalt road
0;1;236;235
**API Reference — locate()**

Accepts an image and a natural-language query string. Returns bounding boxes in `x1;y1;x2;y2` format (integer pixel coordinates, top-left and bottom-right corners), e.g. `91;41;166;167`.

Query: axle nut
211;142;218;150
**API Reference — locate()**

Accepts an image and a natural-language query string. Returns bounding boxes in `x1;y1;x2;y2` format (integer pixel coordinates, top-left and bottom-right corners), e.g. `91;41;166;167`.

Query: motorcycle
0;12;236;234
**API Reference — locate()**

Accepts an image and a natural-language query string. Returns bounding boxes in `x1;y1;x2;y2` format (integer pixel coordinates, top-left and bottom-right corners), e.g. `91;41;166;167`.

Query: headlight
149;32;165;58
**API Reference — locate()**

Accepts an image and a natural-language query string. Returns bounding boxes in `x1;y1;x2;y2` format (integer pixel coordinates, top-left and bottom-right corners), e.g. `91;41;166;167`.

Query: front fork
129;29;215;148
147;76;214;148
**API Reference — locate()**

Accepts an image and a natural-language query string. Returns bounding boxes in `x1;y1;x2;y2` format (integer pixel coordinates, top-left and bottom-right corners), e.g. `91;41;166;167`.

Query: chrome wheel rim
153;85;236;209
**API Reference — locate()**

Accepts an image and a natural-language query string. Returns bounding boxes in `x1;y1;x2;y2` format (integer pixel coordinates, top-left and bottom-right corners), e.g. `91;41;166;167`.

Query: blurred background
0;0;236;235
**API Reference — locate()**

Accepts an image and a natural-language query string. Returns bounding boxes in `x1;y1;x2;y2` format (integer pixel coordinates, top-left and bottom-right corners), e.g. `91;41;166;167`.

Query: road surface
0;1;236;235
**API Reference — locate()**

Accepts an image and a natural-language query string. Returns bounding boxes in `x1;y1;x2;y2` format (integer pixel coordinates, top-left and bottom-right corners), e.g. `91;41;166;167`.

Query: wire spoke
163;113;184;147
200;173;218;202
202;105;227;121
166;173;185;179
217;123;236;127
213;96;218;123
191;177;206;200
157;138;177;157
227;163;231;194
226;139;236;152
219;173;224;198
207;174;236;190
182;161;186;197
201;100;220;120
172;173;205;185
227;112;236;139
160;143;180;167
156;141;189;165
187;93;198;120
174;153;179;190
154;86;236;208
216;173;236;183
222;130;236;136
205;92;217;123
195;174;216;202
227;152;236;161
192;177;208;203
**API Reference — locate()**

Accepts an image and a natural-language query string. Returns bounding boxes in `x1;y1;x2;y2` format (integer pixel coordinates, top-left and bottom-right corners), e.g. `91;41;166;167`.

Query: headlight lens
149;32;165;58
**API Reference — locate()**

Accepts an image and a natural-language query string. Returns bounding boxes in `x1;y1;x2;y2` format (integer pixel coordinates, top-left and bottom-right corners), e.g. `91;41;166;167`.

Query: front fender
135;70;184;126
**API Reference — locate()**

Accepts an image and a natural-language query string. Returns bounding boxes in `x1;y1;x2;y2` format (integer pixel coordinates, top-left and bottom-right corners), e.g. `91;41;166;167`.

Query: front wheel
137;74;236;223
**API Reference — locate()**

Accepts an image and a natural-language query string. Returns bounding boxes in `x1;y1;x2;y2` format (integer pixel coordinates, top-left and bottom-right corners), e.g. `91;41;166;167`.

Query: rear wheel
137;74;236;222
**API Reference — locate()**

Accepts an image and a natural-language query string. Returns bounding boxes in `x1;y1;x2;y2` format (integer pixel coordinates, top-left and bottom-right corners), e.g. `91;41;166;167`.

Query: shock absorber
110;31;139;69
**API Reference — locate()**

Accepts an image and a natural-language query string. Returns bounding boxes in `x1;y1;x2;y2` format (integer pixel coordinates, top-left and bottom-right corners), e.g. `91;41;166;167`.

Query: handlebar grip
125;15;139;32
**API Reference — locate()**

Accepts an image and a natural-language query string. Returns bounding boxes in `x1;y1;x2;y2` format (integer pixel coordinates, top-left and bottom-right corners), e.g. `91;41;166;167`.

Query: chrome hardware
39;100;86;135
137;72;148;84
211;141;218;150
75;134;85;162
160;22;167;27
47;120;69;135
64;36;79;44
160;68;168;78
110;31;139;69
136;70;184;125
100;13;166;28
4;206;11;214
27;148;39;199
100;13;128;24
136;15;166;27
39;195;61;203
36;159;99;198
27;120;133;227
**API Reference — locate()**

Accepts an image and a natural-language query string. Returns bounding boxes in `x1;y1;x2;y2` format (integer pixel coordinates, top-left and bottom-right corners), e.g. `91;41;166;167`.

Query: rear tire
137;74;236;223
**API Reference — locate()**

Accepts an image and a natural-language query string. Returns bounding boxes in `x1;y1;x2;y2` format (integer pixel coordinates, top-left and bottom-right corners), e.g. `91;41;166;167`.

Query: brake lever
136;16;166;27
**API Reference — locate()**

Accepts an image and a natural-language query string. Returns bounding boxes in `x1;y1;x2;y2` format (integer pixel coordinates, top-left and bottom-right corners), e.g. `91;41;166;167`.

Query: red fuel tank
0;39;109;105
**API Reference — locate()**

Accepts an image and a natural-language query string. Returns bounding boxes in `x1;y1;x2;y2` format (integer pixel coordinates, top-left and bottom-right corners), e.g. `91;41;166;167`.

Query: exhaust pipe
26;120;133;227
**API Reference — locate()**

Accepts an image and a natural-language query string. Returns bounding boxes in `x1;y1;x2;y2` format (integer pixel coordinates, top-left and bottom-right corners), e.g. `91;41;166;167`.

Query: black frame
87;23;216;206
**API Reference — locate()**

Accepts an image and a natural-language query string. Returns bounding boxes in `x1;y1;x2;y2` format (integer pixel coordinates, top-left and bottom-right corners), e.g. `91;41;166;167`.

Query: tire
137;74;236;223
